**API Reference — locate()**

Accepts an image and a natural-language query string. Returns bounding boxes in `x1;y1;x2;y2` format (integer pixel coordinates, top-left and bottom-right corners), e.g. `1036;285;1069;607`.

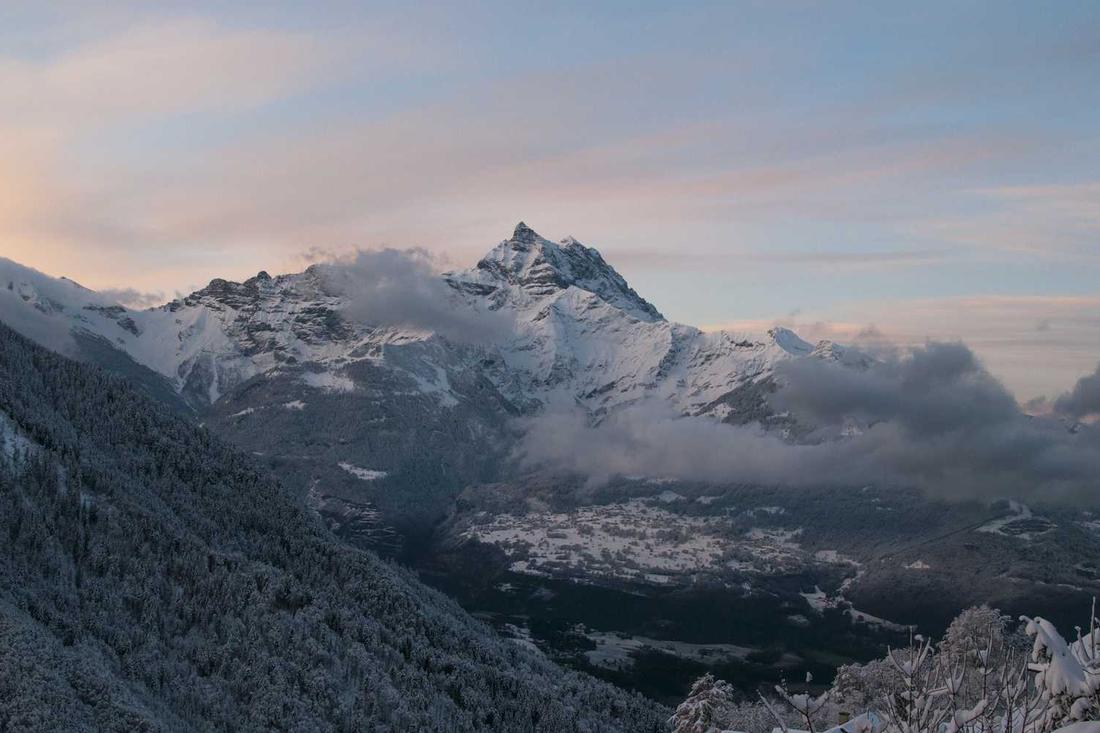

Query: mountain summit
459;222;663;322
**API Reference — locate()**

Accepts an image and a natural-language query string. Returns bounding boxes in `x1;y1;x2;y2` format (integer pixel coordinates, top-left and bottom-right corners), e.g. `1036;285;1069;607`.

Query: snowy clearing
301;371;356;393
463;502;826;584
583;628;754;671
338;462;388;481
977;501;1055;540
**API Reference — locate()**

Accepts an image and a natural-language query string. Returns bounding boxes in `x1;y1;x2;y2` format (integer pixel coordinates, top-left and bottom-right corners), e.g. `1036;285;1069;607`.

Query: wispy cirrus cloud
914;182;1100;258
608;246;948;272
0;14;433;290
0;18;330;129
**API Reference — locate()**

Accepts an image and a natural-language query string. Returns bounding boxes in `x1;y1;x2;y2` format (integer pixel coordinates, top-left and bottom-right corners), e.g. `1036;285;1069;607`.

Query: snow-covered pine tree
671;673;738;733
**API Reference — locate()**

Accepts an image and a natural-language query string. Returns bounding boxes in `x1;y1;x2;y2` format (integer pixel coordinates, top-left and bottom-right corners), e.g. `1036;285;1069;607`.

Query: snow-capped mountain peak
461;222;663;322
768;326;813;356
0;226;857;424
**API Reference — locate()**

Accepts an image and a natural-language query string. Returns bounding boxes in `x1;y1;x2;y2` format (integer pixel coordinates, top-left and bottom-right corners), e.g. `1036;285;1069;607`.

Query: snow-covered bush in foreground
671;604;1100;733
671;674;775;733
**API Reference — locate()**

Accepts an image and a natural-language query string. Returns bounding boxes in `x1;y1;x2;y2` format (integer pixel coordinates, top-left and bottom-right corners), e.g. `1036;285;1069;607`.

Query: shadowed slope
0;322;667;732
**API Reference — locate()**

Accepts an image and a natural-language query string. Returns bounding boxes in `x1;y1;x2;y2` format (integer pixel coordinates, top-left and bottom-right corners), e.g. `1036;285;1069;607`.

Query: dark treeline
0;322;667;732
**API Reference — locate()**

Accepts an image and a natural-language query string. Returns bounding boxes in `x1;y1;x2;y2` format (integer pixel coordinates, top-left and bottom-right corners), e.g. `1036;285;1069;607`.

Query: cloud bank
516;342;1100;504
97;287;165;309
1055;364;1100;420
313;248;512;345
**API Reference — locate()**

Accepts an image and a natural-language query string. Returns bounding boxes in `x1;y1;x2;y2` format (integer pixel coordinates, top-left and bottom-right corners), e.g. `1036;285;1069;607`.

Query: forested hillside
0;322;667;732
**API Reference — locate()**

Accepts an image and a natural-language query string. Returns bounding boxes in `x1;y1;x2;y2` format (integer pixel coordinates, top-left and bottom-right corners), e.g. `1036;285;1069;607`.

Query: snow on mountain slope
0;258;116;355
452;222;663;322
444;222;826;419
2;257;470;410
0;224;849;422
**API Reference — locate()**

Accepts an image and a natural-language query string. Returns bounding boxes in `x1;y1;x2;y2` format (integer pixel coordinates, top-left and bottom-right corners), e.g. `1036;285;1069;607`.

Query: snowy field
462;499;861;586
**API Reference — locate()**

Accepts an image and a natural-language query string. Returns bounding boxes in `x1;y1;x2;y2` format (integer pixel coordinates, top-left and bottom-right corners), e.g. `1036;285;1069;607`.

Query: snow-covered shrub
719;702;780;733
1023;614;1100;727
833;657;904;714
675;604;1100;733
761;675;837;732
668;673;813;733
669;673;738;733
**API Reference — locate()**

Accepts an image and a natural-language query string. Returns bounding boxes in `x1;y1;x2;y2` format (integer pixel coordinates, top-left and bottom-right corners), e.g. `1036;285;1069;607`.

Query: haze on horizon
1;1;1098;401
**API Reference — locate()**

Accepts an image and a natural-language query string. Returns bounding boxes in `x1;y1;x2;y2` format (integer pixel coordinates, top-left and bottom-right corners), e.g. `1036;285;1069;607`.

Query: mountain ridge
457;221;664;322
0;224;833;422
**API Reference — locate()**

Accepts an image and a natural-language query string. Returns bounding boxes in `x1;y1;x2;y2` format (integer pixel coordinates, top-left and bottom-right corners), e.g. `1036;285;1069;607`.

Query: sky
0;1;1098;401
